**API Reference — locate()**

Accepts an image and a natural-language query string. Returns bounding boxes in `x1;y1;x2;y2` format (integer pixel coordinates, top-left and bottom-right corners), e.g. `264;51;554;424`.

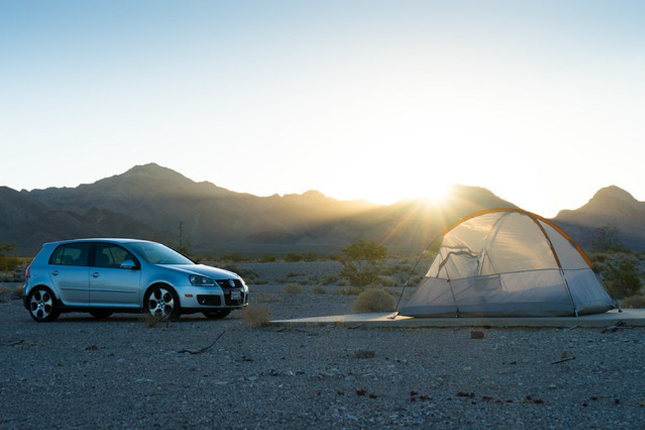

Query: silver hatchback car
23;238;249;322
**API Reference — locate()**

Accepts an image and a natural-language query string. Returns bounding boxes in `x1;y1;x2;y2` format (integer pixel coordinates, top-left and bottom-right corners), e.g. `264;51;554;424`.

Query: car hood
164;264;241;280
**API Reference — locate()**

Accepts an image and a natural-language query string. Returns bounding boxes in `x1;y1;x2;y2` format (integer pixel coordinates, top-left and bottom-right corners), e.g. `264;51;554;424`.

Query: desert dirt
1;261;644;429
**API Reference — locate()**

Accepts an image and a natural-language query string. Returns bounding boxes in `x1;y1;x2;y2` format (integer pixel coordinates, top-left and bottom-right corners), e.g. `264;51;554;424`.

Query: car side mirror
120;259;138;270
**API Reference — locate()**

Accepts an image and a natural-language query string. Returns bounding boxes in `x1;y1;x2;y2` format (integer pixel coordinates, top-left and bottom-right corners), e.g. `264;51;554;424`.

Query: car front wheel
202;309;232;319
144;285;180;319
27;287;60;322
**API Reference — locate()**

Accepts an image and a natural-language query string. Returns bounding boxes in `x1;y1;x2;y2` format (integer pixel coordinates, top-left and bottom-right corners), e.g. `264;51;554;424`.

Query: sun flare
419;183;452;206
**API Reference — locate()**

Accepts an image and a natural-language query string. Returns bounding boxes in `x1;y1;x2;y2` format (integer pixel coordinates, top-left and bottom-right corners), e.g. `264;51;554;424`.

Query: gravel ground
1;275;645;429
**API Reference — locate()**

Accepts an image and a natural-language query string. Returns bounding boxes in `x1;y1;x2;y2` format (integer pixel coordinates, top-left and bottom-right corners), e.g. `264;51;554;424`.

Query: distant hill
1;163;643;255
554;186;645;251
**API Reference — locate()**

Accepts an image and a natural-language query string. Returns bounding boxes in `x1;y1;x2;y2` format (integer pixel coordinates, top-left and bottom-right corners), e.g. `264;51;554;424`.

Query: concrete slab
271;309;645;329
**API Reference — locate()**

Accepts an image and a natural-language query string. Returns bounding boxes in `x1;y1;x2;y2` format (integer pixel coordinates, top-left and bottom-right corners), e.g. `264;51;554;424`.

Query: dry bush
0;285;11;295
353;288;396;313
333;287;363;296
379;265;396;276
378;275;398;287
241;305;271;328
311;285;327;295
321;274;339;285
140;312;172;328
621;295;645;309
283;283;304;294
256;293;285;303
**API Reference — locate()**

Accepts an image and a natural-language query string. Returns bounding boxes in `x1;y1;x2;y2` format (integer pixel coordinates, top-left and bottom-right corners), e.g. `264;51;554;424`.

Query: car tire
89;310;113;319
202;309;232;319
27;286;60;322
144;285;180;319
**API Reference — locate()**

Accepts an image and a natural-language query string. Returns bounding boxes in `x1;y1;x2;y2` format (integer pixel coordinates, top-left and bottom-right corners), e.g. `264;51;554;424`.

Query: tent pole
393;235;442;315
530;216;579;316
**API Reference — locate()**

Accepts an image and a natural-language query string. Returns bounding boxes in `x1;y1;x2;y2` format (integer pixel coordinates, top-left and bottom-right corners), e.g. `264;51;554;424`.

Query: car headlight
189;275;216;286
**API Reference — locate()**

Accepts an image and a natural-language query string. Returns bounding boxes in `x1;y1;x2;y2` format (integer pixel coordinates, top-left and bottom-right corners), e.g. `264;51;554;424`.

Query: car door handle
92;272;100;278
51;270;59;276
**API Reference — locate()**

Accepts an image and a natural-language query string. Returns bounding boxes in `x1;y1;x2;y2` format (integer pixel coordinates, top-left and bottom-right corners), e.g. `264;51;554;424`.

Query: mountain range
1;163;644;256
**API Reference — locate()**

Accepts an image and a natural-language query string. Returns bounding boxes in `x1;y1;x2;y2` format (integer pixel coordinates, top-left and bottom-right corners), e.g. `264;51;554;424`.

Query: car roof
43;238;155;247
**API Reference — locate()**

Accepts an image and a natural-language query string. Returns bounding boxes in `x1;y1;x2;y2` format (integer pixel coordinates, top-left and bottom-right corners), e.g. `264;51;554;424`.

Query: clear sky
2;1;644;217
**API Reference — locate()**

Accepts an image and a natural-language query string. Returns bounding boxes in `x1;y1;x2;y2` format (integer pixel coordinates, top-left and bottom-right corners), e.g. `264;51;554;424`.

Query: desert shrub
396;263;415;274
260;253;276;263
321;274;339;285
141;312;173;328
592;253;607;263
352;288;396;313
603;260;642;299
284;252;303;262
0;242;20;271
621;295;645;309
378;275;398;287
332;287;361;296
379;265;396;276
256;293;285;303
285;271;302;278
339;239;388;290
303;252;318;262
336;278;350;287
222;264;260;280
591;223;626;252
283;283;304;294
311;285;327;295
0;285;11;295
221;252;247;262
241;305;271;328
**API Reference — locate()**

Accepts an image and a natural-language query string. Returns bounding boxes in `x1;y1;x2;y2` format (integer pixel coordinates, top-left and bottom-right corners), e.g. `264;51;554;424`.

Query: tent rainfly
400;209;616;318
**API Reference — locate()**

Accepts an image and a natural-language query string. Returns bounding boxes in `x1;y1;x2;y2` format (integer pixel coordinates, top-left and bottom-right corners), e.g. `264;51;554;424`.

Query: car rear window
49;242;91;266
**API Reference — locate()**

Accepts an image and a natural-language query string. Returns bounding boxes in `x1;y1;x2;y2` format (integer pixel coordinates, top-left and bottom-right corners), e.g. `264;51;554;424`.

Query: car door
89;242;141;307
48;242;91;306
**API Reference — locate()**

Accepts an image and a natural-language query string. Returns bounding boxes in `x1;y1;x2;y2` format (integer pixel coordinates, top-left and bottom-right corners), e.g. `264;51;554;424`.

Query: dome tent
400;209;616;318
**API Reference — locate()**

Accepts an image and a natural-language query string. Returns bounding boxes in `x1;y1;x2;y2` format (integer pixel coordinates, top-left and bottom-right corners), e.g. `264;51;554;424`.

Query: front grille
216;279;243;288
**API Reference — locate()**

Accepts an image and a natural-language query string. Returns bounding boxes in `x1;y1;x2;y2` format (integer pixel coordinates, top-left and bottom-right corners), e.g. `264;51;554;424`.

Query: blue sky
2;1;644;217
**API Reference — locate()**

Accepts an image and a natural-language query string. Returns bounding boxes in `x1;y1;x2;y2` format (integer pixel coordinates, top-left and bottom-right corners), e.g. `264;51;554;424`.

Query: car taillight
25;264;31;279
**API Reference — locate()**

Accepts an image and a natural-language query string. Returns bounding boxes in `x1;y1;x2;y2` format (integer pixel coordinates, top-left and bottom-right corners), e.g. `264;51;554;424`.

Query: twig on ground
549;356;576;365
276;327;311;333
602;321;634;333
177;330;226;354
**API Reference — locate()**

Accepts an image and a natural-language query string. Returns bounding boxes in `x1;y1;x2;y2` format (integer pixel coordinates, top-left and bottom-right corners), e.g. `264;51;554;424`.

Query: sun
419;183;452;206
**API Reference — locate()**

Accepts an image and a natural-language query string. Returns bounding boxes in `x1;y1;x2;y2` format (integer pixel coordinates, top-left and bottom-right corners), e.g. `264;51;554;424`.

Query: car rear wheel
89;310;113;319
27;286;60;322
202;309;232;319
144;285;180;319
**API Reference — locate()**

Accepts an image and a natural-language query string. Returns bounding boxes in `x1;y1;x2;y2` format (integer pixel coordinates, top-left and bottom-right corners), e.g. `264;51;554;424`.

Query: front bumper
178;284;249;311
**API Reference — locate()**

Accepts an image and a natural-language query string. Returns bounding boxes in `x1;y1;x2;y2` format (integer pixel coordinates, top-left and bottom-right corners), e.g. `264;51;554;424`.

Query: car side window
94;243;137;268
49;243;91;266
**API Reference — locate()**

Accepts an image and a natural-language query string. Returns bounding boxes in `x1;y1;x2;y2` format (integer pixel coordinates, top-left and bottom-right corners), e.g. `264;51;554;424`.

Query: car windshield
127;242;194;265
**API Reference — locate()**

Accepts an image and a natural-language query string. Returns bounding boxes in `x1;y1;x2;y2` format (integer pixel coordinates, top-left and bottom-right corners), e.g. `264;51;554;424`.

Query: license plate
230;290;241;301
